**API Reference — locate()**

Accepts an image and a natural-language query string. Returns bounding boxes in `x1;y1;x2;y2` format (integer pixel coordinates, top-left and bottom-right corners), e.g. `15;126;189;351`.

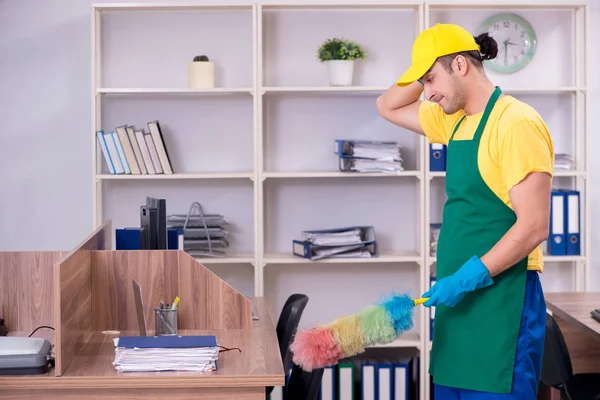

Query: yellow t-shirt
418;94;554;272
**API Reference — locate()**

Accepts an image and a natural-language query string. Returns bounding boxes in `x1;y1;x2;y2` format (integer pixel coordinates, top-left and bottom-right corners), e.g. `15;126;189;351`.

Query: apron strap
447;86;502;143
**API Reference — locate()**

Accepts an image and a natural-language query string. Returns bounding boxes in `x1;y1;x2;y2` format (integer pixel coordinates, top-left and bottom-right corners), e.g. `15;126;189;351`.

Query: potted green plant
188;55;214;88
316;38;366;86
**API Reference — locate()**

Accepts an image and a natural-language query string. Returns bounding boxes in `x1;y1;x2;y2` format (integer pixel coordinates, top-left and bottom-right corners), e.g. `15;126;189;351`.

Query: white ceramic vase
188;61;215;88
326;60;354;86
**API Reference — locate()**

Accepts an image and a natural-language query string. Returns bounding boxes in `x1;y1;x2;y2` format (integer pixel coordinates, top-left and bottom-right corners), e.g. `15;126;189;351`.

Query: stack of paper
554;153;574;171
293;226;378;260
334;139;404;173
113;335;220;372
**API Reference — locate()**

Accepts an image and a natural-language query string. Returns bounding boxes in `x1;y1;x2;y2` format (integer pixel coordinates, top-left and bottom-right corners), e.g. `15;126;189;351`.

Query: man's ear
453;55;468;76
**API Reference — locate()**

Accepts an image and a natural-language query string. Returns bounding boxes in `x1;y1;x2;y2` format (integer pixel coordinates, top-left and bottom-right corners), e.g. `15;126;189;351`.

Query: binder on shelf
565;189;581;256
337;363;354;400
334;139;404;173
548;190;566;255
319;365;336;400
430;143;446;172
361;363;376;400
392;362;410;400
338;156;403;173
292;226;378;260
377;363;393;400
430;274;436;339
334;139;402;161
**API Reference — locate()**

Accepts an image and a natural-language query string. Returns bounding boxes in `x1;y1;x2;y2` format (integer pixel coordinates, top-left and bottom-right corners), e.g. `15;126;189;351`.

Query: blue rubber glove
422;256;494;307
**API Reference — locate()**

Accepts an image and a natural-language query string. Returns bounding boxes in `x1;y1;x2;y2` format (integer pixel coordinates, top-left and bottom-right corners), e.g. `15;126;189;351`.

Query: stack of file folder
292;226;378;260
334;139;404;173
554;153;574;171
113;335;220;372
167;212;231;257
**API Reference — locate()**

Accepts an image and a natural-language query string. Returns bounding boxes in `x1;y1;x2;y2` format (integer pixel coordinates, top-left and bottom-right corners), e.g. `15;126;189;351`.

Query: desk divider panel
0;251;65;333
91;250;180;331
178;251;252;330
90;250;253;332
53;221;111;376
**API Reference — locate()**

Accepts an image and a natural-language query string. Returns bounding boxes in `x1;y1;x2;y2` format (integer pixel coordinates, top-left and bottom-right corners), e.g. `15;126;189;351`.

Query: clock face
477;13;537;74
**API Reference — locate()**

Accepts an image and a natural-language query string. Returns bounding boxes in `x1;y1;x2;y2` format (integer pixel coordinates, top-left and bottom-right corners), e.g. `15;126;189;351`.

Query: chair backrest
266;294;309;396
286;363;324;400
541;312;573;388
277;294;309;369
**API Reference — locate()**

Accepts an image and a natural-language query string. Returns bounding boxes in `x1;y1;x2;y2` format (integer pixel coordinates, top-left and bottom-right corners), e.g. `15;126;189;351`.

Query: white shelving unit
91;1;589;399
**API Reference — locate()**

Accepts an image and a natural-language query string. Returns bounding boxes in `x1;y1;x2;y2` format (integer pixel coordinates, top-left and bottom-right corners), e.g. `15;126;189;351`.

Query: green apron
430;86;528;394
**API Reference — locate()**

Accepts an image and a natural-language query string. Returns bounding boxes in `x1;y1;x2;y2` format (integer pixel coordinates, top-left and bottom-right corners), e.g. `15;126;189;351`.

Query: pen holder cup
154;307;178;336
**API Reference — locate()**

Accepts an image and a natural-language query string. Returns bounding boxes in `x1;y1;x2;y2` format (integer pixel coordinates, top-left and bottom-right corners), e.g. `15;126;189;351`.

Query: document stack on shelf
334;139;404;173
292;226;378;260
113;335;220;372
554;153;574;171
96;120;174;175
167;201;231;258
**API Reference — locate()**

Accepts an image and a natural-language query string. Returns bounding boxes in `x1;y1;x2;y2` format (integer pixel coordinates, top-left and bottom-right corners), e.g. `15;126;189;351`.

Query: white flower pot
188;61;215;88
326;60;354;86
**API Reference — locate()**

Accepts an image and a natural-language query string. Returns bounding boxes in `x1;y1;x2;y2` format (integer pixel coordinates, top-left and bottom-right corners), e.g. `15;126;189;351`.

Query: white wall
0;0;598;321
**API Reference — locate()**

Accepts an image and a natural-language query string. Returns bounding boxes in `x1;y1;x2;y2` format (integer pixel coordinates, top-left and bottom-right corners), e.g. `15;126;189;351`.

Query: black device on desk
0;319;7;336
591;309;600;323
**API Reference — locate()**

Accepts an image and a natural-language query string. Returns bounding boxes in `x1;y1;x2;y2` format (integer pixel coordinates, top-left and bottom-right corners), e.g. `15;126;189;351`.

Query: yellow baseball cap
396;23;480;86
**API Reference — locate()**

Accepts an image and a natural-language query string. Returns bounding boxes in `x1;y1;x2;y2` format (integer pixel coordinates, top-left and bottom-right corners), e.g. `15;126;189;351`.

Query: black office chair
286;362;324;400
541;313;600;400
266;294;309;397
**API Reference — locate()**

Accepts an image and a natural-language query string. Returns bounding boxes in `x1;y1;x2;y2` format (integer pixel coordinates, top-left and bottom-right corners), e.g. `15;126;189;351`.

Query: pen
171;296;180;310
160;300;165;309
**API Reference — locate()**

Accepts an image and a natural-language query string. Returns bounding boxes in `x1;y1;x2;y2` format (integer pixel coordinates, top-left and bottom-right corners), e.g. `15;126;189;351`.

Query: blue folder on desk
117;335;217;349
292;226;378;260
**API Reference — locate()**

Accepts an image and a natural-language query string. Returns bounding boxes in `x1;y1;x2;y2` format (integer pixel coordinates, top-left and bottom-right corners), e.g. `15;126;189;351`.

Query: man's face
420;60;466;115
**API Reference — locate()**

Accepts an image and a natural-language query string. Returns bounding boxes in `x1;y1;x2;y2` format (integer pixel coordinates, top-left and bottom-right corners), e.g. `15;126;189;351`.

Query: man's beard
442;78;466;115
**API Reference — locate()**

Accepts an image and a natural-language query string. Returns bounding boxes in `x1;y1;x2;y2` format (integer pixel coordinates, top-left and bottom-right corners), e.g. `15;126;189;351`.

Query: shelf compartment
263;94;421;172
260;6;417;88
428;255;586;265
263;178;421;256
93;3;254;11
97;87;254;95
99;95;254;174
262;86;388;94
263;252;421;265
262;171;420;179
98;7;253;89
261;86;582;94
428;170;585;178
97;172;254;180
193;254;255;264
367;331;421;349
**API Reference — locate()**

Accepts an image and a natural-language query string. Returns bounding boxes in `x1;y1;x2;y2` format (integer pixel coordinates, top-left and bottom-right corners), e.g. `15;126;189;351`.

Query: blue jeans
434;270;546;399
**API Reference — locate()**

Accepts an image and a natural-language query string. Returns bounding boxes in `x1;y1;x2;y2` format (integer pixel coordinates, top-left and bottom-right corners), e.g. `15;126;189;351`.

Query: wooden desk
539;292;600;400
2;297;284;400
0;222;285;400
545;292;600;339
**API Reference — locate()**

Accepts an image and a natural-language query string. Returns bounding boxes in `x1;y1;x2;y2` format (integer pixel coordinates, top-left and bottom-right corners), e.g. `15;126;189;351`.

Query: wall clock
476;13;537;74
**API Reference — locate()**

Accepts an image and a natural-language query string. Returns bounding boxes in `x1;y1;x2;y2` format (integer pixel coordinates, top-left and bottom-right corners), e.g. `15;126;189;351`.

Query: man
376;24;553;399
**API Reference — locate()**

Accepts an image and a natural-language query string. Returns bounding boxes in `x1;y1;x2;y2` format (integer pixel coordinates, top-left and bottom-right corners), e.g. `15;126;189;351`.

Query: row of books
96;120;173;175
335;140;404;173
292;226;378;260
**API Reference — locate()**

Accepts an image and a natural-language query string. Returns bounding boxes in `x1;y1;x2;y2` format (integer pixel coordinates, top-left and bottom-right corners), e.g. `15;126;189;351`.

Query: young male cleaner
376;23;553;399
